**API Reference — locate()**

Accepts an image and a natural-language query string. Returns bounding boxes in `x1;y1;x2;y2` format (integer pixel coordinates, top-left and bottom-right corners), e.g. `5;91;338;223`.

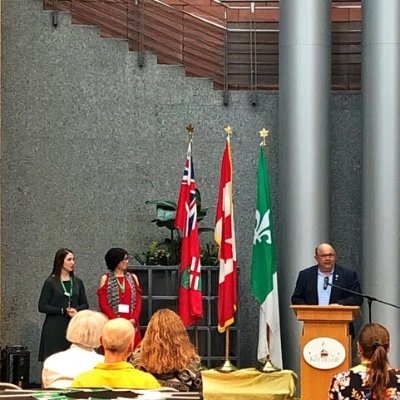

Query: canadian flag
214;136;238;332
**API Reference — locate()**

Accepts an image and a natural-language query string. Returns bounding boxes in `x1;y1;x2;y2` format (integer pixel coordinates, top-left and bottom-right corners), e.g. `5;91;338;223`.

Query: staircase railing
43;0;361;91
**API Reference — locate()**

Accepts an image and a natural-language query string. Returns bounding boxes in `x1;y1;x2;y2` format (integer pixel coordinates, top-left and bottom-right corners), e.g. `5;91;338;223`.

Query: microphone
323;276;329;290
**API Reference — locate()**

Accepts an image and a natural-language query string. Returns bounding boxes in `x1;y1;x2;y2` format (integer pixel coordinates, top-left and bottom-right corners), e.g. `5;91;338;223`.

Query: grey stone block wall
2;0;362;384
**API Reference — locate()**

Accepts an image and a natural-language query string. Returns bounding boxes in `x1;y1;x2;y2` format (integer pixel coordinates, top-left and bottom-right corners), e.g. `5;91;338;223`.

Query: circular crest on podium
303;337;346;370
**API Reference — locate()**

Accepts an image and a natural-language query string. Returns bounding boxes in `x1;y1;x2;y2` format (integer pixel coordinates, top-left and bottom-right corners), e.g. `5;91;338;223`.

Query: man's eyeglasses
317;253;336;258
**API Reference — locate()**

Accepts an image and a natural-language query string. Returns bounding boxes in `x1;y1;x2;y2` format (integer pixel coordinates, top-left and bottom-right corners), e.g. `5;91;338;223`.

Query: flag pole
186;123;194;142
185;125;199;361
194;322;199;352
255;127;281;373
257;326;280;372
216;327;237;372
176;123;204;331
259;127;268;147
216;125;237;372
226;326;229;357
225;125;232;140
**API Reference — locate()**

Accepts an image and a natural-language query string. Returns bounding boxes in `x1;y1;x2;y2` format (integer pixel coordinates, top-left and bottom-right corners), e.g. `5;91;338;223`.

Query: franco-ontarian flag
250;147;282;368
175;140;203;327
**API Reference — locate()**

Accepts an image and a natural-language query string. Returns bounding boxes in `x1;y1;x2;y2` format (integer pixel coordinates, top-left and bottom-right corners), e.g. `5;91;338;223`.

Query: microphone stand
328;282;400;323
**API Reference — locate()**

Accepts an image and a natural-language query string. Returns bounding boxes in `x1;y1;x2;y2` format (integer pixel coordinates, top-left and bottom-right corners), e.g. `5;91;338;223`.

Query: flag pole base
216;359;237;373
257;356;281;373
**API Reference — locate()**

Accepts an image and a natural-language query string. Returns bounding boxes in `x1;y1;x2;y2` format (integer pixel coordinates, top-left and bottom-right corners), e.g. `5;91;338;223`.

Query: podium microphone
323;276;329;290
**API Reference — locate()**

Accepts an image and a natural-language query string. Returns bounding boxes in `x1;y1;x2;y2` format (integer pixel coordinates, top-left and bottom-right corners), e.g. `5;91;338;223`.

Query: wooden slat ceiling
42;0;362;91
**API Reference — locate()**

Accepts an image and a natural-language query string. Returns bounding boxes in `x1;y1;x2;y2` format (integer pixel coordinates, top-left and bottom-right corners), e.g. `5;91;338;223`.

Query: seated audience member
42;310;107;388
130;309;202;392
72;318;160;389
329;323;400;400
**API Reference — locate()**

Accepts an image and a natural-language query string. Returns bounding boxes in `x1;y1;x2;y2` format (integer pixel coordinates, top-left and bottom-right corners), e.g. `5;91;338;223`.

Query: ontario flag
214;136;238;333
175;141;203;327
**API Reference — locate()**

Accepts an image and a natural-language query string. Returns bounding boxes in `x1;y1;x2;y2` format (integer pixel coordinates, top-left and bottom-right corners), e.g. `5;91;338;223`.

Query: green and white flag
250;147;282;368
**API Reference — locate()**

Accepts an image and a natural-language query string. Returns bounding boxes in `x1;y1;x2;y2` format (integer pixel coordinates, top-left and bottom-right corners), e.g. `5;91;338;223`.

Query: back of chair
0;382;22;390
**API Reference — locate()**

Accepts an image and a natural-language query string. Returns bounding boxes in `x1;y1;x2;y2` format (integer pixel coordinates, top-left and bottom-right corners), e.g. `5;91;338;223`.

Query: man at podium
291;243;363;307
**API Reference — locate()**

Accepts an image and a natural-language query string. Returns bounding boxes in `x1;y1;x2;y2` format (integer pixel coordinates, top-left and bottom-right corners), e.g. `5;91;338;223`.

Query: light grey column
0;0;2;347
278;0;331;373
362;0;400;361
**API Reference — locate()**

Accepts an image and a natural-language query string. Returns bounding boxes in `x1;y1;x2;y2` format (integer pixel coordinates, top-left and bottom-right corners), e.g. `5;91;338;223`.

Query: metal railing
45;0;362;91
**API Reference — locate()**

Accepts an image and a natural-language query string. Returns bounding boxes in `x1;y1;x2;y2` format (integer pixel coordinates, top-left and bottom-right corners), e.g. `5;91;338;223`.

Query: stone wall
2;0;361;383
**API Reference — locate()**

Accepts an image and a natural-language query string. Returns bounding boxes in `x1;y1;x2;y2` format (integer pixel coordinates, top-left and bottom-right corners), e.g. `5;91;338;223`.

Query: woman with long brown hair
329;323;400;399
38;248;89;362
130;308;202;392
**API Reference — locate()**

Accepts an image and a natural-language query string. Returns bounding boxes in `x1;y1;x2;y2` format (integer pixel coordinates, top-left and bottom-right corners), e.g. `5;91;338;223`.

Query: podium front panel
291;305;359;400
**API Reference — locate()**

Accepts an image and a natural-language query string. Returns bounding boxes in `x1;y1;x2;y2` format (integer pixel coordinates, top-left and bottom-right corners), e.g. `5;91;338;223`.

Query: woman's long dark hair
51;248;75;281
359;323;390;400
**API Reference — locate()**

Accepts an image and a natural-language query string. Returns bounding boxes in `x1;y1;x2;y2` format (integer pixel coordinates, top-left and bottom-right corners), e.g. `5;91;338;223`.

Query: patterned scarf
107;271;137;316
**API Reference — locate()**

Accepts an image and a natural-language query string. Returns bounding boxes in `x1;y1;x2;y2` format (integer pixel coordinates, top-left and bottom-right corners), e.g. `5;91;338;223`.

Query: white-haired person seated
42;310;108;388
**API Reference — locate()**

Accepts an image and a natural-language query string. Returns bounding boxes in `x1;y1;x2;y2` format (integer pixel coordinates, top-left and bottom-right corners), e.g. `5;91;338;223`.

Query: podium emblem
303;337;346;370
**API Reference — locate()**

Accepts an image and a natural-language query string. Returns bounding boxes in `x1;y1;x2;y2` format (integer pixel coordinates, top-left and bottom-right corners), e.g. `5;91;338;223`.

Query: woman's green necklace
61;277;73;297
116;276;125;294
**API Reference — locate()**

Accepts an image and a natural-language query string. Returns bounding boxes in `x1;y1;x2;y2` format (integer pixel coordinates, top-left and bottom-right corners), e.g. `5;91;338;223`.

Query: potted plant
133;189;219;266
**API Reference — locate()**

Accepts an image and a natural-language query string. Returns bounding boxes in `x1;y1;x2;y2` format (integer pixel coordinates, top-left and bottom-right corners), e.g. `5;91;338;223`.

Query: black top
38;275;88;362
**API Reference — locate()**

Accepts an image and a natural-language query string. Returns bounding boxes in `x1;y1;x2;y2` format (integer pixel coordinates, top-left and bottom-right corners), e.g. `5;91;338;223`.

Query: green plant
133;190;218;266
133;240;180;266
200;242;219;266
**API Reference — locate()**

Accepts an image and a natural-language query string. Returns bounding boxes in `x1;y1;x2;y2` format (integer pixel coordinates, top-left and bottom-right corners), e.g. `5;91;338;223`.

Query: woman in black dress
38;248;89;362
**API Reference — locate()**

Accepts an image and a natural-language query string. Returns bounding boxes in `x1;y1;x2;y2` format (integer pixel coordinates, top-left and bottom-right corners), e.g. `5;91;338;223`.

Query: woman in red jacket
97;247;142;349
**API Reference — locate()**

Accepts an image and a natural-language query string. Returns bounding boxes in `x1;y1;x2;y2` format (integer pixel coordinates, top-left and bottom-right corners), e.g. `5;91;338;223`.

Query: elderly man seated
72;318;160;388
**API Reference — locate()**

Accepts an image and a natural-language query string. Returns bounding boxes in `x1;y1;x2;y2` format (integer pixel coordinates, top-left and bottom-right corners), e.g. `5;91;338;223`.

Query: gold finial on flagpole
224;125;233;138
186;124;195;141
259;128;269;147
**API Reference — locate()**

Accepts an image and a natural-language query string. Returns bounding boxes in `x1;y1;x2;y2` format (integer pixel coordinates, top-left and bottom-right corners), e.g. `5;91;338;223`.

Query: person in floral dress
329;323;400;400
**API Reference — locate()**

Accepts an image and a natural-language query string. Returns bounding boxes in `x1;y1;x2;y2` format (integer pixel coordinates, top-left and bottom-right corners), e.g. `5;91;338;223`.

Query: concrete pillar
362;0;400;360
278;0;331;373
0;0;2;345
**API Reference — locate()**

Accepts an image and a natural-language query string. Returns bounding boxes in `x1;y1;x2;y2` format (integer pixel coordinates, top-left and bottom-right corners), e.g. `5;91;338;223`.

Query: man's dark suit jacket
291;264;363;306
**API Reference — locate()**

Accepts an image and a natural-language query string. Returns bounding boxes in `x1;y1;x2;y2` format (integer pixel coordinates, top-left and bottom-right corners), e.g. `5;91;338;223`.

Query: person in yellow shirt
72;318;159;389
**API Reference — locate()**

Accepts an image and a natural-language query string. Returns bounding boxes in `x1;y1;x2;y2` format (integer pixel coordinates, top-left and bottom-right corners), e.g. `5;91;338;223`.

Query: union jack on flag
175;141;203;326
177;151;197;238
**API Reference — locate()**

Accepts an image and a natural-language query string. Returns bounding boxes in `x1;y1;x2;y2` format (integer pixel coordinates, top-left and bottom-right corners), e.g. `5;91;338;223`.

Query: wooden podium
291;305;359;400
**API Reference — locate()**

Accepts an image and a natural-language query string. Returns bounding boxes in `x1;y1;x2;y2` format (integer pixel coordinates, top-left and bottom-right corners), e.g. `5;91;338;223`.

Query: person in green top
72;318;160;389
38;248;89;362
